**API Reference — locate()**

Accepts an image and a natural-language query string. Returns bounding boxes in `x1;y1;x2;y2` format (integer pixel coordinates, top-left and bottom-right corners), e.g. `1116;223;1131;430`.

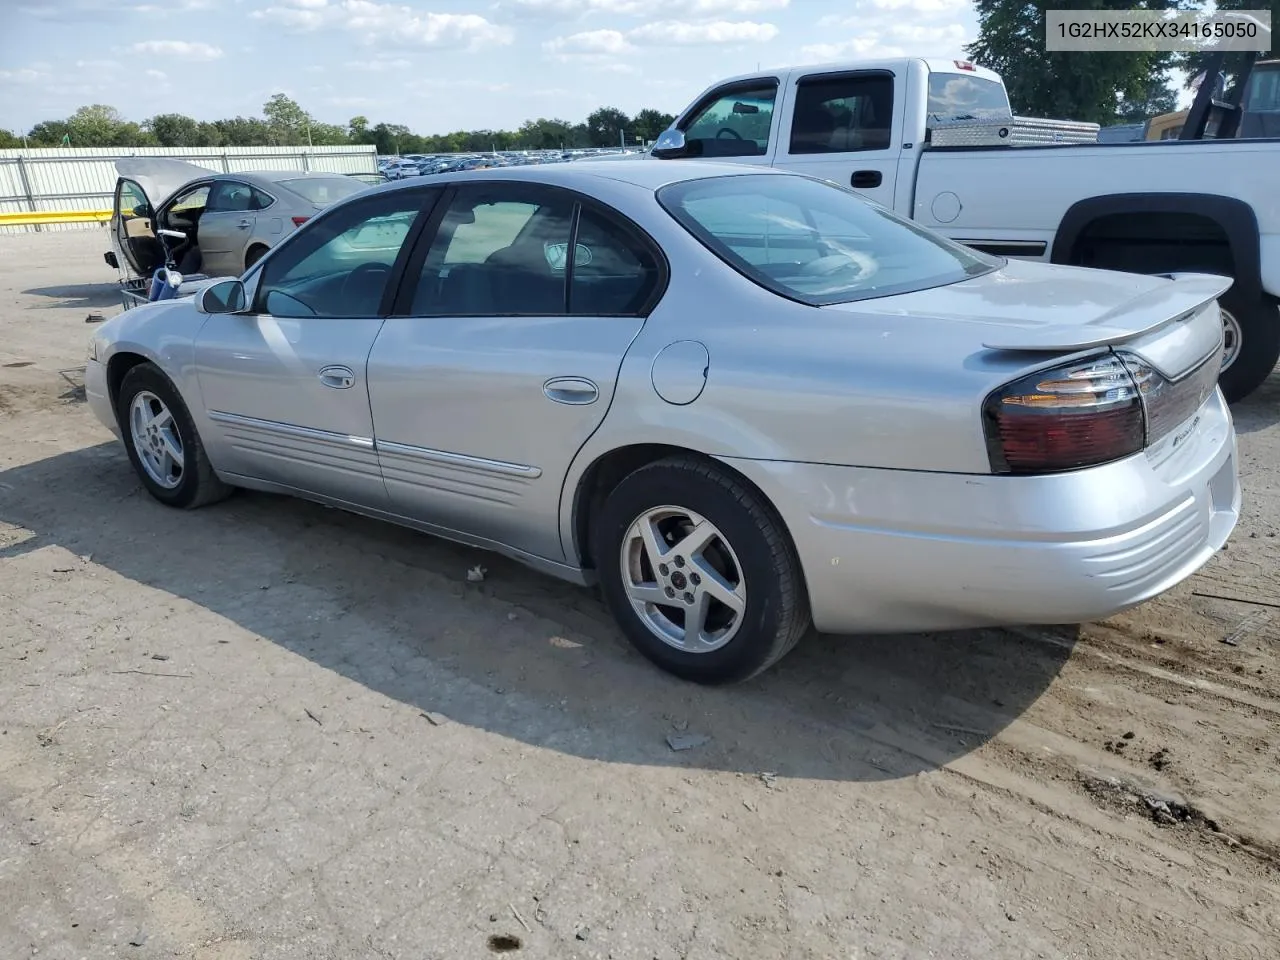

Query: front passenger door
192;187;437;508
367;182;667;562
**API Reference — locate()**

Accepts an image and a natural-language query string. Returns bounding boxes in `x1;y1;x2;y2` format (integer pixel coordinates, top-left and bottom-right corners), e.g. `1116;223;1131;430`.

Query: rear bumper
722;390;1241;635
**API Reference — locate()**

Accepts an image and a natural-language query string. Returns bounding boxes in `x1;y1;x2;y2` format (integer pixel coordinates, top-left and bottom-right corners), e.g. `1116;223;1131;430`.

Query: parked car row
377;148;644;179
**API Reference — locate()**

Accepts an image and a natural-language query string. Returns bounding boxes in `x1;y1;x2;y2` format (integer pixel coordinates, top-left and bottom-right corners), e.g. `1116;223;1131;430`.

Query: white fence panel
0;145;379;234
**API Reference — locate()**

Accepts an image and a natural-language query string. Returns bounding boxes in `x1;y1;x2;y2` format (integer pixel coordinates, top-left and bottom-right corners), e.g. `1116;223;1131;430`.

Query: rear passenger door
198;180;259;276
366;181;666;562
776;69;903;206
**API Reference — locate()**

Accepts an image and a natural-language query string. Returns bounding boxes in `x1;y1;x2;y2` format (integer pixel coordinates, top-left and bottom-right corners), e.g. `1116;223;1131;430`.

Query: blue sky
16;0;1171;137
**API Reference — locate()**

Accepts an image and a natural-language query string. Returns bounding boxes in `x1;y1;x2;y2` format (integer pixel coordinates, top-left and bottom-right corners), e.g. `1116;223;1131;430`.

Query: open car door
109;158;217;278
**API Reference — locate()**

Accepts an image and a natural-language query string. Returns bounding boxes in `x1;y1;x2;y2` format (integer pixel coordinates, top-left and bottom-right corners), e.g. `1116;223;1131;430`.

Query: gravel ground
2;228;1278;960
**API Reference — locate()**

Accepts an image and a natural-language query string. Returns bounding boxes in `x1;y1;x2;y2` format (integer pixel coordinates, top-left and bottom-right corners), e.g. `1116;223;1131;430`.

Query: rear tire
116;362;231;509
593;456;811;685
1217;293;1280;404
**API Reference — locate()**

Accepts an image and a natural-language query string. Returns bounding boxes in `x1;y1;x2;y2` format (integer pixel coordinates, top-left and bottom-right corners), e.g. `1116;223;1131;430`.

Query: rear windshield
656;173;998;306
927;73;1012;120
277;177;369;206
1244;64;1280;112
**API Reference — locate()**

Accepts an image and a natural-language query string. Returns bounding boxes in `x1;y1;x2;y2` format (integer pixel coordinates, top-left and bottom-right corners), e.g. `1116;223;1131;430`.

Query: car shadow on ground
0;441;1079;784
22;283;121;310
1231;369;1280;435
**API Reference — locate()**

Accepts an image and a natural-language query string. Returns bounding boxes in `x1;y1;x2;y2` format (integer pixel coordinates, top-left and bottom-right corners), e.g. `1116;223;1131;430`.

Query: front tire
116;362;231;509
593;456;811;684
1217;293;1280;403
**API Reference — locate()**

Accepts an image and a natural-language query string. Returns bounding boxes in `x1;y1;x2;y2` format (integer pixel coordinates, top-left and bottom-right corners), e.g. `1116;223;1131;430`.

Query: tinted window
926;73;1012;121
569;207;663;315
410;187;573;316
1244;65;1280;112
682;82;777;158
277;176;368;206
207;180;257;212
658;173;998;306
255;191;428;318
790;73;894;154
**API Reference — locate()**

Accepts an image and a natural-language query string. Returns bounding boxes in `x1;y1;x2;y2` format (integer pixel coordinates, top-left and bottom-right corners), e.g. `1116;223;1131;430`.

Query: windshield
278;176;369;206
927;73;1012;120
656;173;999;306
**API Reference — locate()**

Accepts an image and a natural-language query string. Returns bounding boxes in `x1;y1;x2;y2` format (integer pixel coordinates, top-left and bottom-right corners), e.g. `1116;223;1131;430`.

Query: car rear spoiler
981;273;1233;352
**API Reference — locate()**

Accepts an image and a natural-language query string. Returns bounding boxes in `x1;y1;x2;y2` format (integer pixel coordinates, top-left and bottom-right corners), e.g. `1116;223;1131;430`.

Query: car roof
368;158;789;196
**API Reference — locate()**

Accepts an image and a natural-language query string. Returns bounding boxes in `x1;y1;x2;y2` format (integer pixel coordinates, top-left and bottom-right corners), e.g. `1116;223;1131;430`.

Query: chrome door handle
543;376;599;405
237;219;252;229
318;364;355;389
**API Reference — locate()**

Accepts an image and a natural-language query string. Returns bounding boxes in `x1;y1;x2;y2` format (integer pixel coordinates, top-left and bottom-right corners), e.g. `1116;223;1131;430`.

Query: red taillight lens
983;353;1145;474
291;216;309;227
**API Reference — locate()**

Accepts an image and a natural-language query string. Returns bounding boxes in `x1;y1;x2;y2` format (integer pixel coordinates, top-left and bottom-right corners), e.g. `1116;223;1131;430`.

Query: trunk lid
827;258;1230;381
114;158;217;210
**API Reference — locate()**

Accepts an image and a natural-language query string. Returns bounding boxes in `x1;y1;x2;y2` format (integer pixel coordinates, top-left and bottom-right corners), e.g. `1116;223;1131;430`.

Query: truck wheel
1217;293;1280;404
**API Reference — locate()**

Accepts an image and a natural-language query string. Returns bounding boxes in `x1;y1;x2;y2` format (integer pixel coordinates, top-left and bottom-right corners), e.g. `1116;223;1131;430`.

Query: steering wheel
716;127;744;139
339;262;391;313
800;252;878;285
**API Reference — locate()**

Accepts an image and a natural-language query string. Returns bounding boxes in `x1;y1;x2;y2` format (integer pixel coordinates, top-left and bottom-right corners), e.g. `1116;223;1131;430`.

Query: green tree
27;120;72;146
966;0;1186;125
585;106;631;147
1116;76;1178;122
349;115;371;142
263;92;312;145
214;116;271;146
148;113;202;147
0;129;22;148
194;121;225;147
632;108;676;143
66;104;126;146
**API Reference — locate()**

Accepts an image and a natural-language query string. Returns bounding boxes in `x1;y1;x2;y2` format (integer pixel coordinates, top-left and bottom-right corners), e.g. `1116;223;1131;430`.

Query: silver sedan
85;160;1242;684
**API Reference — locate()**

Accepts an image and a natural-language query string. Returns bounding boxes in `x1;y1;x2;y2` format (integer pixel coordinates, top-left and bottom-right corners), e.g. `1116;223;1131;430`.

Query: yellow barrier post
0;210;114;227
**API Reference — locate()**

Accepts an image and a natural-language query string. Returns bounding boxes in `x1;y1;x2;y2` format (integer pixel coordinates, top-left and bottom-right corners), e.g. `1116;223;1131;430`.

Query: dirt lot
1;229;1278;960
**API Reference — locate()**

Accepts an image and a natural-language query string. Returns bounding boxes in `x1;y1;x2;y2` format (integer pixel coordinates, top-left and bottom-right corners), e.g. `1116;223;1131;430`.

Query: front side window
165;184;210;230
789;73;895;154
682;81;778;158
658;173;998;306
410;187;574;316
254;191;429;318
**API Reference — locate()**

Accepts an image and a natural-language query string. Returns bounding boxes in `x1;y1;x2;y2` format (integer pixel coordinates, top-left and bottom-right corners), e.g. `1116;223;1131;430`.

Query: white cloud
0;68;45;84
252;1;513;50
547;17;778;61
129;40;225;60
629;19;778;45
802;3;971;64
343;57;413;72
505;0;788;17
145;69;168;81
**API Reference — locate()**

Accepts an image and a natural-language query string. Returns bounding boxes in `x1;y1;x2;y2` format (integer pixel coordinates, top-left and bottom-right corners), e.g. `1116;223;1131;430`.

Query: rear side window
278;176;368;206
789;73;895;154
658;173;997;306
926;73;1012;120
568;207;664;316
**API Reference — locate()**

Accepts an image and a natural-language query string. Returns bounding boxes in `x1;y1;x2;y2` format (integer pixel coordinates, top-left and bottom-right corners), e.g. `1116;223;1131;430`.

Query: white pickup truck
648;57;1280;402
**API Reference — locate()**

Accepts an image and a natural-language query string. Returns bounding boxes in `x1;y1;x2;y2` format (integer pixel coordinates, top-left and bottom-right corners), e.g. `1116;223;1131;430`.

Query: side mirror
651;127;688;159
196;278;247;315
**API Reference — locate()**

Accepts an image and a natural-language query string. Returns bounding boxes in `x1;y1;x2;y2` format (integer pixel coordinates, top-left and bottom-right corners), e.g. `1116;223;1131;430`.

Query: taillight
292;216;309;227
983;353;1145;474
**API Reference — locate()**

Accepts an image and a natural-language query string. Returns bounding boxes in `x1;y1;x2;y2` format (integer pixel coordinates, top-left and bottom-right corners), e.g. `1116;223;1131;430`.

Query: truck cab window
682;82;777;157
789;74;894;154
926;73;1012;121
